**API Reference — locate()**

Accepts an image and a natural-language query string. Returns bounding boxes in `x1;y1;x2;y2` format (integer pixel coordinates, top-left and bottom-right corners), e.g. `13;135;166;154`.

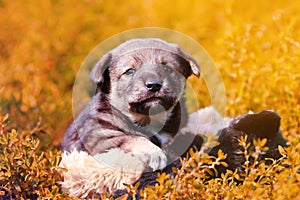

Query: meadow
0;0;299;199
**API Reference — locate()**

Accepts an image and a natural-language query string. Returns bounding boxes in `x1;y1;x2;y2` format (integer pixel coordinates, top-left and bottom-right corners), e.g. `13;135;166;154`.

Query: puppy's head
90;38;200;121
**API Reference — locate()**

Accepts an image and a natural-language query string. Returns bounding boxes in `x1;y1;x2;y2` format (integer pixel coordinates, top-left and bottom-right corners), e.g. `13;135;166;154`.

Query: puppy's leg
121;136;167;171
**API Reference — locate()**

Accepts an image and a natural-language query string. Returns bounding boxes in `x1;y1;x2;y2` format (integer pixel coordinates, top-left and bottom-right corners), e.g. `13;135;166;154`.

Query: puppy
61;38;200;171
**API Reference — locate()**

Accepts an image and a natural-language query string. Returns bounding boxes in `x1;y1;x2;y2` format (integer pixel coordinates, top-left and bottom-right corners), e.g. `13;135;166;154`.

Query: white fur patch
59;148;144;198
155;133;173;146
183;106;231;136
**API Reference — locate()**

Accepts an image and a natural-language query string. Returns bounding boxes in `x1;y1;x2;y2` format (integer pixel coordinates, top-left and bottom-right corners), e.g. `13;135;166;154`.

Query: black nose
145;80;162;92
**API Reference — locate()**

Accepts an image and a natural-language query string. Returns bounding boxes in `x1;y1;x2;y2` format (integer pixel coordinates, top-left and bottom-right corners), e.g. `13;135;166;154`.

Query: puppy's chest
135;112;176;146
133;109;170;126
150;131;173;147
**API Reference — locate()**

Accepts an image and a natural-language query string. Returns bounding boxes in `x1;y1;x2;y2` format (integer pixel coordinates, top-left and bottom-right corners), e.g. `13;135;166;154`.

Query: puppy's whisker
135;117;150;127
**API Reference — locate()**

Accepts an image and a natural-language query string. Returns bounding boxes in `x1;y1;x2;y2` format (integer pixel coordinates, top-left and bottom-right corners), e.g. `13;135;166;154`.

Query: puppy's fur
61;38;200;171
60;106;224;196
59;148;144;198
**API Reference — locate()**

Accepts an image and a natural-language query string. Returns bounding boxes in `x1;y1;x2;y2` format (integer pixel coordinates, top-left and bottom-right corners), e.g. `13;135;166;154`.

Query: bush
0;115;66;199
136;137;300;200
1;113;300;199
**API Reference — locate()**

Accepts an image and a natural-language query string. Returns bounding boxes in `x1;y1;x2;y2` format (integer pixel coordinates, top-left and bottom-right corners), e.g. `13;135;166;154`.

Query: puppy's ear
89;53;112;84
177;48;201;78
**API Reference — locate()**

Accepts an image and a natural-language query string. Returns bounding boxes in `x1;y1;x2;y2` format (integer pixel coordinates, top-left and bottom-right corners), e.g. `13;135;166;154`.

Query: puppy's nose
145;79;162;92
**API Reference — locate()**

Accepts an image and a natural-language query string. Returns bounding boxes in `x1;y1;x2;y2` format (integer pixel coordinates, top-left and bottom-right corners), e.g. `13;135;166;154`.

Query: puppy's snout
145;79;162;92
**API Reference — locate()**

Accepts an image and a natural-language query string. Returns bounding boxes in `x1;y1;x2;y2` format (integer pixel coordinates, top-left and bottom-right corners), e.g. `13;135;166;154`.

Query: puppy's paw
141;145;167;171
122;137;167;171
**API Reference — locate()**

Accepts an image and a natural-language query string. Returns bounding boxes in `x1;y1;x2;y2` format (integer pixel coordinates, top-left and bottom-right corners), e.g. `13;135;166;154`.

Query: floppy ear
178;48;201;78
89;53;112;84
186;56;201;78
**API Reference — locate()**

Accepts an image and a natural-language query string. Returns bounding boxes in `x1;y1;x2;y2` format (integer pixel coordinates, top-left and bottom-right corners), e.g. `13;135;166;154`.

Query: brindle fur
61;38;200;170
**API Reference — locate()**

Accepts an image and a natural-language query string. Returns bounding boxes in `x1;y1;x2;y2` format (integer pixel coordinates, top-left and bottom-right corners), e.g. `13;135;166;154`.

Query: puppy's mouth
129;96;175;115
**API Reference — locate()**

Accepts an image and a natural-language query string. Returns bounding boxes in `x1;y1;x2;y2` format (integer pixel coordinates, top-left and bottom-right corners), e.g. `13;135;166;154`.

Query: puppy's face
109;49;191;118
90;38;200;124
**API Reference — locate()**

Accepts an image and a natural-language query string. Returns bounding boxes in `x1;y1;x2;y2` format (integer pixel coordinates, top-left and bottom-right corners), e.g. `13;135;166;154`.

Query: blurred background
0;0;299;146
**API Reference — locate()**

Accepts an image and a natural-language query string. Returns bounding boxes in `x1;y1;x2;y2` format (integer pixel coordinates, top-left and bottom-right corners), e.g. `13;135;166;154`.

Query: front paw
122;137;167;171
140;145;167;171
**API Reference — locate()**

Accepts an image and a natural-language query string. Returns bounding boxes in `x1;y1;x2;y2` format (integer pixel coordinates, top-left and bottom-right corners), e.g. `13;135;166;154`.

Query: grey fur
61;38;200;171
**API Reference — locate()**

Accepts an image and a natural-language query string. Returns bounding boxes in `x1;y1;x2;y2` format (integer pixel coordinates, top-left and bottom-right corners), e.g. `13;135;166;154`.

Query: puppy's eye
124;68;136;76
162;65;173;73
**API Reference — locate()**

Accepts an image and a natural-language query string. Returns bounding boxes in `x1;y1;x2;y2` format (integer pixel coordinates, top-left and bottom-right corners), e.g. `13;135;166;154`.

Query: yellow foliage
0;115;65;199
0;0;299;199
